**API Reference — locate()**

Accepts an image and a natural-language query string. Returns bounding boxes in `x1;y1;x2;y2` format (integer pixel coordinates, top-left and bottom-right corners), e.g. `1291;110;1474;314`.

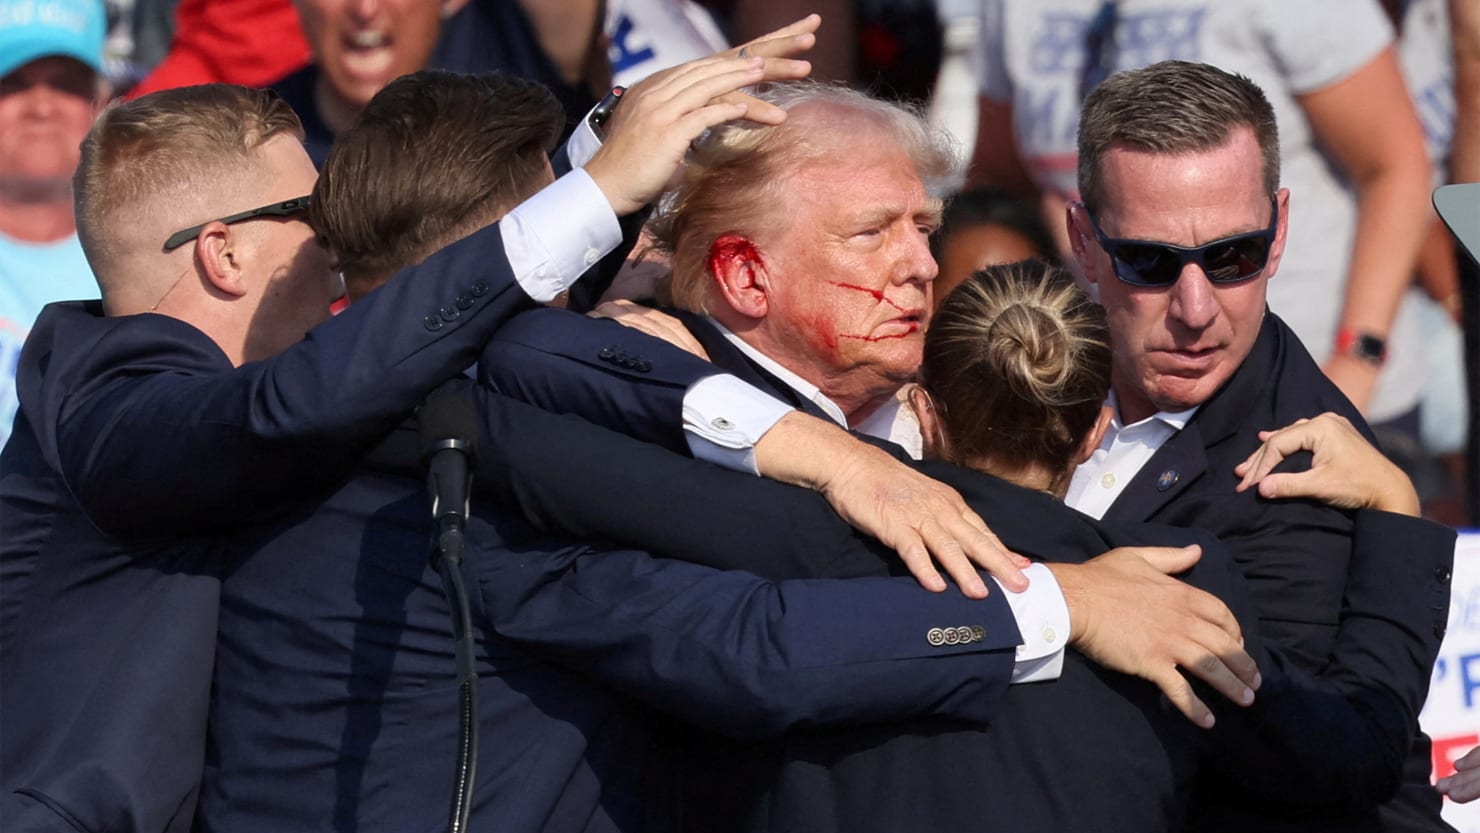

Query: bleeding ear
708;234;769;320
196;223;249;298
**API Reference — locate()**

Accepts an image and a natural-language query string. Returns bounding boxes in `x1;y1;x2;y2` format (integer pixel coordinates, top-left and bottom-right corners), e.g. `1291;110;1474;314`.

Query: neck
314;73;361;137
965;455;1072;499
0;185;76;243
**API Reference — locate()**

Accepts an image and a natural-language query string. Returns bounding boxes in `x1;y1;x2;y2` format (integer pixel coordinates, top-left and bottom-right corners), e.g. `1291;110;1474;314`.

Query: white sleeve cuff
1000;562;1070;684
500;168;622;302
683;374;795;474
566;114;602;168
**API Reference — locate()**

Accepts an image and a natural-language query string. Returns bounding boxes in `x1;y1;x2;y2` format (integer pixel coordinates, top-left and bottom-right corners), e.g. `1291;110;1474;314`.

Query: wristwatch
588;86;626;140
1335;328;1387;367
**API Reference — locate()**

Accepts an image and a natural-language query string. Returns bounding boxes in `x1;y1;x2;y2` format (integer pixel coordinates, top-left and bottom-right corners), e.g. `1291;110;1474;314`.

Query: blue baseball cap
0;0;106;79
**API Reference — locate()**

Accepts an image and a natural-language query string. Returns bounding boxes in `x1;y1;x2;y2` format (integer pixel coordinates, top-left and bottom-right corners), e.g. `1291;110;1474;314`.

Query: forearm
477;541;1021;737
1337;163;1432;340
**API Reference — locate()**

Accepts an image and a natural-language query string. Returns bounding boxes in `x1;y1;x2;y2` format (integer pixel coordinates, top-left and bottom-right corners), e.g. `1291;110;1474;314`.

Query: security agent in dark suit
1055;61;1454;833
190;62;1075;833
0;42;819;833
469;262;1453;832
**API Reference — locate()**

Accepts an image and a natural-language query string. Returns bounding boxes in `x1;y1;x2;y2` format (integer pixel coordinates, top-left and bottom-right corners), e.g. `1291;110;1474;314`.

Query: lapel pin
1156;468;1180;491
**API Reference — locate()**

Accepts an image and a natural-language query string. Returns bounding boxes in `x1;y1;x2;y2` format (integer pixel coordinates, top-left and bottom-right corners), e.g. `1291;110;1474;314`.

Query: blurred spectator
0;0;107;451
1386;0;1471;524
125;0;311;99
931;186;1056;306
968;1;1434;449
272;0;463;165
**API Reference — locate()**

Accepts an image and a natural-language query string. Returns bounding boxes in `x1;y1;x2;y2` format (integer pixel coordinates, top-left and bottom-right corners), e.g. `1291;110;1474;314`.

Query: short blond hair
648;80;958;312
73;84;302;294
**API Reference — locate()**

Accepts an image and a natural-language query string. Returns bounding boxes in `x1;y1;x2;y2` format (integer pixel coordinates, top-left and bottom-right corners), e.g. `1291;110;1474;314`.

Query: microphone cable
419;393;481;833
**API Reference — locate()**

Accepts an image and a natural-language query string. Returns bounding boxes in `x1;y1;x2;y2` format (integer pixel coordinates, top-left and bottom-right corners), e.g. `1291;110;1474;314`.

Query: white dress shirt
1066;391;1199;520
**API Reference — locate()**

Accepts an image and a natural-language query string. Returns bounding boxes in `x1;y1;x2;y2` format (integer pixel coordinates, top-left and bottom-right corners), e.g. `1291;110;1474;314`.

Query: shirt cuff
566;113;602;168
500;168;621;302
683;374;795;474
1000;562;1069;683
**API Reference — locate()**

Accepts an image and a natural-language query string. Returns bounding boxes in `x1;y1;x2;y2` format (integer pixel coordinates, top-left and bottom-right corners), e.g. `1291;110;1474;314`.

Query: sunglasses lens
1203;234;1270;282
1111;243;1183;286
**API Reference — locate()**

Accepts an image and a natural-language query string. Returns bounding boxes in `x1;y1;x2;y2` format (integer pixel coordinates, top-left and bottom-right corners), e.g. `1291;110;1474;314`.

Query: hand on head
584;15;818;215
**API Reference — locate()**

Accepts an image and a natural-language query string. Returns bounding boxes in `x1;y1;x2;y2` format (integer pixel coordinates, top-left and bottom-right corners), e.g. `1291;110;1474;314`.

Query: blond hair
921;260;1110;473
73;84;302;297
648;80;958;312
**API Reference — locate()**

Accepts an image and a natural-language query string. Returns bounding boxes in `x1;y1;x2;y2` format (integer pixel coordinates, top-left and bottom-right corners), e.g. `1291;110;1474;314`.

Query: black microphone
418;392;481;833
419;393;478;563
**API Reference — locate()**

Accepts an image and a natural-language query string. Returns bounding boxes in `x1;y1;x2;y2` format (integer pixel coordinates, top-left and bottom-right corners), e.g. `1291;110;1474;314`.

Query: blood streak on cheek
829;281;905;313
708;238;761;277
799;312;840;351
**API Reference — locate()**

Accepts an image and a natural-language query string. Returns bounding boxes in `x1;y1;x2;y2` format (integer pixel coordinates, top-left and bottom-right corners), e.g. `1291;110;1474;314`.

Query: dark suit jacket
1099;314;1455;833
198;388;1032;833
3;268;1029;832
0;221;553;833
479;305;1456;832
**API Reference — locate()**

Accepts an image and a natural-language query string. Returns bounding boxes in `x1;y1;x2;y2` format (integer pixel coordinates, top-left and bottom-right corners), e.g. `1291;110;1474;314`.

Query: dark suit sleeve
463;385;902;581
472;536;1022;738
1186;514;1456;810
51;223;536;538
481;307;737;454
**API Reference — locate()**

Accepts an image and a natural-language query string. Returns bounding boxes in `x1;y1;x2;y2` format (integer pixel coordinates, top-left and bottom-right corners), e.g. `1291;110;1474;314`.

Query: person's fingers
1131;544;1202;576
893;537;948;593
1149;668;1214;728
1178;643;1257;708
731;14;821;56
917;518;989;598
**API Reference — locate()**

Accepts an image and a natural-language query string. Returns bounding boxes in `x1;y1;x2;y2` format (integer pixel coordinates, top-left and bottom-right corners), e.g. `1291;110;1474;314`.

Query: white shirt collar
707;317;851;428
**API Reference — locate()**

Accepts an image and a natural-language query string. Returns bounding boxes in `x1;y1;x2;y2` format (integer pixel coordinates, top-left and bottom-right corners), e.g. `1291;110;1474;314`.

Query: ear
906;384;950;461
708;234;769;320
1076;403;1114;465
1262;187;1291;281
1066;202;1105;287
195;222;250;298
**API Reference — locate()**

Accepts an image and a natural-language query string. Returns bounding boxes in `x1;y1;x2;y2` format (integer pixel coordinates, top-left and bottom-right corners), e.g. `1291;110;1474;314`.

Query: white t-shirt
972;0;1425;422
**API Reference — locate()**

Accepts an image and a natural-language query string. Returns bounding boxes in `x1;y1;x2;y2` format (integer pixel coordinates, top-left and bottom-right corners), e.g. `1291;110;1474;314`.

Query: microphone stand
421;397;480;833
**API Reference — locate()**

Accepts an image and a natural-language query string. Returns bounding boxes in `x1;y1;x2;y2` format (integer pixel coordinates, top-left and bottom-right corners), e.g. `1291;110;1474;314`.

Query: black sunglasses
163;196;313;251
1086;195;1280;287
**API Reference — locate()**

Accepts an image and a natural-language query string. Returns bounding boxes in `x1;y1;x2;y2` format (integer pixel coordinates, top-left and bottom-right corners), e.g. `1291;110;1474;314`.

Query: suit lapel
1102;421;1210;523
1102;313;1282;523
672;310;837;423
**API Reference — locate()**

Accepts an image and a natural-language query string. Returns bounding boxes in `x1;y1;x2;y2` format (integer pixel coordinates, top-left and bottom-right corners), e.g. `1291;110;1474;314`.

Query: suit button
1436;567;1452;583
926;628;946;647
424;315;444;332
470;280;490;297
440;306;459;322
455;294;474;310
970;626;985;643
636;360;652;373
944;628;961;645
599;346;615;360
